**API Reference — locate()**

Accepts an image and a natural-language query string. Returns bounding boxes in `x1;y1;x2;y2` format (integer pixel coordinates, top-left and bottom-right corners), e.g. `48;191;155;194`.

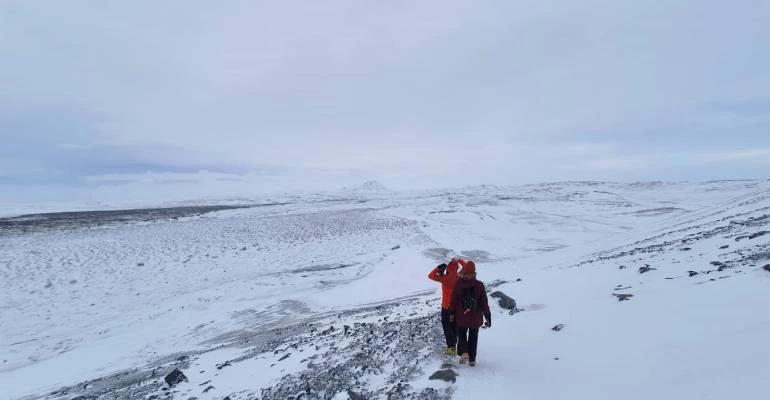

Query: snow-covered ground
1;181;769;399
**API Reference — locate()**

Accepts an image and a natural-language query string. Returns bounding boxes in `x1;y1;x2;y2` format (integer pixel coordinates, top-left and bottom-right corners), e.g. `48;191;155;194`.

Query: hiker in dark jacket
448;260;491;366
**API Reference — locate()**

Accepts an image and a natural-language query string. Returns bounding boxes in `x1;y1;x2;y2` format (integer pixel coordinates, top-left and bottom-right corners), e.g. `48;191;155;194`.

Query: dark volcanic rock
490;291;516;310
551;324;565;332
164;368;187;387
763;264;770;273
720;245;729;249
429;369;458;383
216;361;231;370
613;293;634;302
347;390;368;400
638;266;656;274
749;231;769;240
391;245;401;250
688;271;699;277
681;247;692;251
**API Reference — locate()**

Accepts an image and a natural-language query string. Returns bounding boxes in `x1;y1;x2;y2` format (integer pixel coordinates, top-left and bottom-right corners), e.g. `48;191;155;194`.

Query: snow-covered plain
1;181;769;399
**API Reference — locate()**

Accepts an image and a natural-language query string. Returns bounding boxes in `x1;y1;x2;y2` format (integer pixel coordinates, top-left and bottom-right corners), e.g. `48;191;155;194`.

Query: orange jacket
428;259;461;309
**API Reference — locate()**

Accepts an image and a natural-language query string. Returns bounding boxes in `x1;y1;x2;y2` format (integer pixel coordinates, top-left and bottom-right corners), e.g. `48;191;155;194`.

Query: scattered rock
749;231;769;240
164;368;188;387
278;353;290;362
638;266;656;274
489;291;516;311
763;264;770;273
710;261;723;266
618;265;626;270
347;390;368;400
137;263;145;267
45;280;53;289
391;245;401;250
240;247;247;251
216;361;231;370
203;386;215;393
613;293;634;302
719;245;729;249
551;324;565;332
681;247;692;251
428;369;457;383
553;357;560;360
688;271;699;277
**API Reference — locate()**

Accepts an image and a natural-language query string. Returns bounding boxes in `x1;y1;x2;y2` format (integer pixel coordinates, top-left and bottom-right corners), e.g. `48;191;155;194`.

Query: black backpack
461;286;477;312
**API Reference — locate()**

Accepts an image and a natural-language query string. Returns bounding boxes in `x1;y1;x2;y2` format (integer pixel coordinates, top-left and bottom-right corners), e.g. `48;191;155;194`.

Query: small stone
688;271;699;277
551;324;565;332
719;245;729;249
137;263;145;266
202;386;215;393
429;369;458;383
763;264;770;273
391;245;401;250
618;265;626;270
681;247;692;251
348;390;368;400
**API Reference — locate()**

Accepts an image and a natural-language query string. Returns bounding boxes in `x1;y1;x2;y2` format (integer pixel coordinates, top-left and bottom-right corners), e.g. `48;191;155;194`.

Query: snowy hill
1;181;769;399
340;180;391;194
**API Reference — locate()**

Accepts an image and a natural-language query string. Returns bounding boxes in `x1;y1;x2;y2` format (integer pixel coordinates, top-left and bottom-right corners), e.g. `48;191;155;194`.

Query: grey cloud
1;0;769;203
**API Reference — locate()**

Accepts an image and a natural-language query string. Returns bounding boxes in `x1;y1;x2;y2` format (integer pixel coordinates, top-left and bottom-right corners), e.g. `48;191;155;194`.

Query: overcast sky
1;0;769;204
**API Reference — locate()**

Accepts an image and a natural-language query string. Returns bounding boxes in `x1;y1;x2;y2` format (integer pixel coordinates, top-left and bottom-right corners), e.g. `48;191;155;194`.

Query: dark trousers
457;326;479;362
440;309;457;348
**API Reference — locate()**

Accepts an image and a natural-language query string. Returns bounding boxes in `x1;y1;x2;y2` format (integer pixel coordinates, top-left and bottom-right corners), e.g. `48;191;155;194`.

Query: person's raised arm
428;263;447;282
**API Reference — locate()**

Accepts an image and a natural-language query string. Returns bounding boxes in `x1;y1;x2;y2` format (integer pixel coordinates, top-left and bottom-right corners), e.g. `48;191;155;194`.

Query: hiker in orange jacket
428;258;461;354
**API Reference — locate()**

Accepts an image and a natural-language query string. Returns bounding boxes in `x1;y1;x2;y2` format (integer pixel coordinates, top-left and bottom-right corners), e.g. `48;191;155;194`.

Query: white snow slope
1;181;769;399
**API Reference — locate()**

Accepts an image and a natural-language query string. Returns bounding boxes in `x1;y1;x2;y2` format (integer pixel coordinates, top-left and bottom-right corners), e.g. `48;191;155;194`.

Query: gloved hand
436;263;447;274
484;320;491;328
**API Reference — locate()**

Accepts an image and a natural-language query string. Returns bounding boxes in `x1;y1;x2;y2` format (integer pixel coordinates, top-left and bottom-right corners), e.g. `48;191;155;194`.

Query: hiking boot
459;353;469;364
469;361;476;367
445;347;457;356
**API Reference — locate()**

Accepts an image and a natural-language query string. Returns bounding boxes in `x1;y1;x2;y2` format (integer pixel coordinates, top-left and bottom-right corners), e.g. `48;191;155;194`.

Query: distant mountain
341;180;390;193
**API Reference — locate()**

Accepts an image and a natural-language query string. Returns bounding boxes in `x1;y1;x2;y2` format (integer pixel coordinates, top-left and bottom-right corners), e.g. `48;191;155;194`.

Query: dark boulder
164;368;188;387
688;271;699;277
763;264;770;273
490;291;516;311
551;324;565;332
